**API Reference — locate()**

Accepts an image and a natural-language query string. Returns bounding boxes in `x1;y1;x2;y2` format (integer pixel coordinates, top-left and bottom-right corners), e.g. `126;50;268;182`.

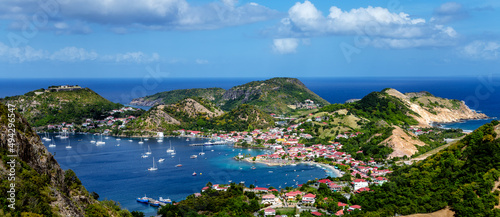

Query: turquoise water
42;135;331;216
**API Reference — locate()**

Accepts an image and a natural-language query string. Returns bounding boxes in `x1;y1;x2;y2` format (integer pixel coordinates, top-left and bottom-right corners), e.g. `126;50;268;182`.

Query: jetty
189;141;232;146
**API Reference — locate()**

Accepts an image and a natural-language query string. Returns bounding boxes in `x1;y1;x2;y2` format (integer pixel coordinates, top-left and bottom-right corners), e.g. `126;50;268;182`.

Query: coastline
242;158;343;177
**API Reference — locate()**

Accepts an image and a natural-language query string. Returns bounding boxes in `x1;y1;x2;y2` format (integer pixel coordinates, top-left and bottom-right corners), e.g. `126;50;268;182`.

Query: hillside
129;97;224;132
0;102;131;216
0;86;121;127
212;104;275;132
352;120;500;216
218;77;330;113
130;87;225;107
130;77;330;114
385;88;488;127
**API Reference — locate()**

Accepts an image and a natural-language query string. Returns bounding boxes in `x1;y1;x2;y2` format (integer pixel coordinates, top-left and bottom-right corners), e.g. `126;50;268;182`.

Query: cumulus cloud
272;38;300;54
270;1;458;49
0;0;281;33
460;40;500;60
0;42;160;63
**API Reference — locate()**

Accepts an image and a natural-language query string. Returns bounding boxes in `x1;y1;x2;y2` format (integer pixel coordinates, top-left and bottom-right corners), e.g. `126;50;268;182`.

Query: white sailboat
141;153;149;158
158;158;165;162
138;137;144;144
148;157;158;171
166;141;174;153
60;131;69;139
90;135;96;144
144;138;149;141
171;147;176;155
96;134;105;146
116;138;121;141
48;137;56;147
198;146;205;155
175;158;182;167
65;140;72;149
145;145;152;155
157;138;163;143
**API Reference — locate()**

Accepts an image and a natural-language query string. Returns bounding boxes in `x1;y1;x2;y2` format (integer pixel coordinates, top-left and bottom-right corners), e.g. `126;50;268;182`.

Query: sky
0;0;499;78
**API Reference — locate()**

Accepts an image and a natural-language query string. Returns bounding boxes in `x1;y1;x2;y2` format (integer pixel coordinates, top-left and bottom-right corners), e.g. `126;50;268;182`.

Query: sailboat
48;137;56;147
96;134;105;146
116;138;121;141
65;140;72;149
148;157;158;171
158;158;165;162
171;147;176;155
138;137;144;144
198;145;205;155
60;131;69;139
157;137;163;143
175;158;182;167
145;145;152;155
166;141;174;153
192;171;197;176
90;135;96;144
141;154;149;158
144;138;149;141
41;132;49;141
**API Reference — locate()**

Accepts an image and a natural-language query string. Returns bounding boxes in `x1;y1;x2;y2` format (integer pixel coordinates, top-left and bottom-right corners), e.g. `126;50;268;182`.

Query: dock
189;142;232;146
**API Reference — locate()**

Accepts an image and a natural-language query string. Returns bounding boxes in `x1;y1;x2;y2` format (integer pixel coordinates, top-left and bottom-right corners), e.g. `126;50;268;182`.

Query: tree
249;184;255;189
131;211;145;217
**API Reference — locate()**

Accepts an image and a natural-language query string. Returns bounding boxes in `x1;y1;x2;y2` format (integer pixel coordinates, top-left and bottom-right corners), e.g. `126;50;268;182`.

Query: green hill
130;87;225;107
219;77;329;113
353;120;500;216
212;104;275;131
0;102;133;216
0;86;121;127
130;77;330;114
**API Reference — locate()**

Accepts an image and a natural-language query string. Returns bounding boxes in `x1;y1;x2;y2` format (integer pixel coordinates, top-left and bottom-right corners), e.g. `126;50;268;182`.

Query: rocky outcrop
381;126;427;158
130;98;163;107
173;98;224;118
0;102;92;216
385;89;488;127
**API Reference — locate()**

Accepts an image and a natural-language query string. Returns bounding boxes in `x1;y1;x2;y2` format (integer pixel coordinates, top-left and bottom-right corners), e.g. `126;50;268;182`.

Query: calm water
42;135;331;216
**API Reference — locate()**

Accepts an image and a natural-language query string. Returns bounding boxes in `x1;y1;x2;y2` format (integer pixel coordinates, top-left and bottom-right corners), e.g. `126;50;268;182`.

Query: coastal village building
352;179;369;191
262;194;276;204
264;208;276;216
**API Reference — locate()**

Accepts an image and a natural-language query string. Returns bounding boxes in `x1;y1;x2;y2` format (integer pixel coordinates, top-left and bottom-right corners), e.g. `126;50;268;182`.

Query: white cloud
272;38;300;54
196;59;209;64
432;2;468;23
0;0;281;32
0;42;160;63
51;47;98;61
272;1;458;49
460;40;500;60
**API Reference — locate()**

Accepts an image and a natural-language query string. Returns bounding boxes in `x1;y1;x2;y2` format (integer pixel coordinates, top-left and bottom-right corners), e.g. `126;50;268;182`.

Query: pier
189;142;232;146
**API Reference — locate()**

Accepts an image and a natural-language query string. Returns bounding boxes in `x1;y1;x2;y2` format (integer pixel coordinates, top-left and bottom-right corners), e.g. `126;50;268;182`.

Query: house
302;193;316;204
264;208;276;216
201;186;209;192
335;209;344;216
311;211;323;216
329;183;343;192
374;177;388;185
285;190;302;200
351;179;369;191
338;202;348;208
355;187;371;194
348;205;361;211
262;194;275;204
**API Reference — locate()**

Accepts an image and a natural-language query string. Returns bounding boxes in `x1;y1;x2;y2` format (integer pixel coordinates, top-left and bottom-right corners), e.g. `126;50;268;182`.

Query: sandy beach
242;158;343;177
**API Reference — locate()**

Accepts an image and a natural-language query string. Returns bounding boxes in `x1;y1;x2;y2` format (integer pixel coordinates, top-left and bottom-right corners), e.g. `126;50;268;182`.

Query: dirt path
403;208;455;217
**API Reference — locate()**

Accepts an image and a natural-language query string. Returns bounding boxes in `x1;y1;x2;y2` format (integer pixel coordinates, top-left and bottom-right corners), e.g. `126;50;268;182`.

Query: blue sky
0;0;499;78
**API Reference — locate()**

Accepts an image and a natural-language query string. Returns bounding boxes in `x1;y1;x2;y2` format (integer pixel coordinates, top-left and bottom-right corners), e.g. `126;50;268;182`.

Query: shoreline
242;158;343;177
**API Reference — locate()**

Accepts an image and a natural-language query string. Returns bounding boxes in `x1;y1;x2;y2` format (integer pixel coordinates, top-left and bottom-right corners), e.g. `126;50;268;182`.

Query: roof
303;193;316;199
338;202;348;207
311;211;323;216
264;208;275;212
352;179;366;183
335;209;344;216
262;194;275;199
254;187;268;191
350;205;362;209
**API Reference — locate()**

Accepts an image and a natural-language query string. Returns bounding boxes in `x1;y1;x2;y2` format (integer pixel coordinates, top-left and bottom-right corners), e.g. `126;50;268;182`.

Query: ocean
3;76;500;215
